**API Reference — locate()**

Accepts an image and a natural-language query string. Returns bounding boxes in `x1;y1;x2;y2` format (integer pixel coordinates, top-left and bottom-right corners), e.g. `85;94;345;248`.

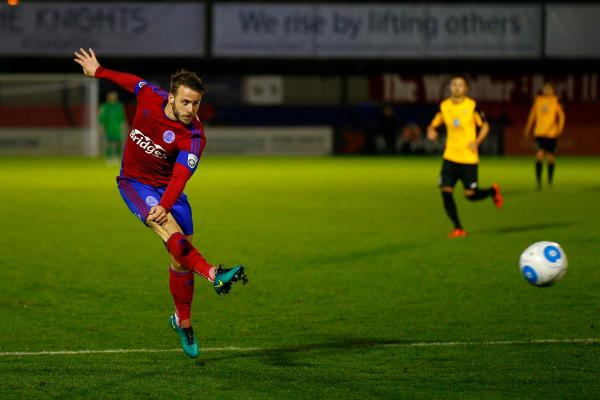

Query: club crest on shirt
145;196;158;206
453;118;460;127
163;130;175;144
187;154;199;169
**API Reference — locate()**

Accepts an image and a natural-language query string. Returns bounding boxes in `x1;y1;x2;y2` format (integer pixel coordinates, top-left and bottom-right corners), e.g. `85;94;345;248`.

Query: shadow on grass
193;337;413;367
301;242;420;265
477;221;573;234
582;185;600;192
500;188;540;197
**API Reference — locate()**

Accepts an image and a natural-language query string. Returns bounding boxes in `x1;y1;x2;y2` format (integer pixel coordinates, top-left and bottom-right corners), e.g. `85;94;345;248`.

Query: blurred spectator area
2;74;599;155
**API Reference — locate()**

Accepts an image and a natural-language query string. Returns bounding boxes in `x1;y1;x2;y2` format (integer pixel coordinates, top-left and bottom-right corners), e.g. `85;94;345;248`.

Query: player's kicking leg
147;212;247;293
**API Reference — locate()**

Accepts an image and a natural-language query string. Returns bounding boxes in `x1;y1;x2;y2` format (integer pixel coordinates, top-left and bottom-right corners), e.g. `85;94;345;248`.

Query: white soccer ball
519;241;568;287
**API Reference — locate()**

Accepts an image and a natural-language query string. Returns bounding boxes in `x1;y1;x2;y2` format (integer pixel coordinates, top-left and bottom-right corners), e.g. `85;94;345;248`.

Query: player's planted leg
169;263;199;357
169;314;199;358
442;190;466;238
169;267;194;327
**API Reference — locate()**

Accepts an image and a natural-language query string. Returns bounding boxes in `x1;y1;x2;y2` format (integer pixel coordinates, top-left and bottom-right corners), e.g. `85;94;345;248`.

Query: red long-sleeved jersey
96;67;206;212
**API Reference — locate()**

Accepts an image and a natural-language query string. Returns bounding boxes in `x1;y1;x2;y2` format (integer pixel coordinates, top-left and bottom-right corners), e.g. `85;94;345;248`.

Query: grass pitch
0;156;599;399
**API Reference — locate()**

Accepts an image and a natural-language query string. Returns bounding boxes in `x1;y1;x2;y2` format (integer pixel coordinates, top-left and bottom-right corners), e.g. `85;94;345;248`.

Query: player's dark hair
450;74;469;86
170;69;206;95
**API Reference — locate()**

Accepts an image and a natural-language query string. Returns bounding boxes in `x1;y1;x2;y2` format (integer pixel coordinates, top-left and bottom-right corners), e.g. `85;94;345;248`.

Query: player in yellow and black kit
427;75;504;238
524;82;565;189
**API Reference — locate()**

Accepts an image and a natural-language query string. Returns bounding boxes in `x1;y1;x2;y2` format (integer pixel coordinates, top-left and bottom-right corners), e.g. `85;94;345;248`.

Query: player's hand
427;126;438;141
147;205;168;226
73;48;100;77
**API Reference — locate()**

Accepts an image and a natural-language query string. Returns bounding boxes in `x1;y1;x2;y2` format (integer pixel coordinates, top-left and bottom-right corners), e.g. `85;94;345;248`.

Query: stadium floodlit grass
1;156;599;399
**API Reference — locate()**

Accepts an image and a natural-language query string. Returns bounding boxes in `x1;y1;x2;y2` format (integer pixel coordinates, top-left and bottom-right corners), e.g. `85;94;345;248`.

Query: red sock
166;232;214;281
169;267;194;325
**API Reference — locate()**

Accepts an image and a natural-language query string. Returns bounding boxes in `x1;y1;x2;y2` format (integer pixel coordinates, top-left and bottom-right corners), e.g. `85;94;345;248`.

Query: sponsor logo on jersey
145;196;158;207
453;118;460;127
163;130;175;144
187;153;199;169
129;129;167;159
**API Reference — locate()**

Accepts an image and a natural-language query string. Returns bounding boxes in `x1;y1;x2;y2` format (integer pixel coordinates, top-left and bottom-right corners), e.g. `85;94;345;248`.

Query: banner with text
371;73;600;104
213;3;541;58
0;2;205;56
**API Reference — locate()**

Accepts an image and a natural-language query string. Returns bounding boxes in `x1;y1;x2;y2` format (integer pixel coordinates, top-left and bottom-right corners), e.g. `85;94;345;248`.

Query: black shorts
439;159;478;189
536;138;558;153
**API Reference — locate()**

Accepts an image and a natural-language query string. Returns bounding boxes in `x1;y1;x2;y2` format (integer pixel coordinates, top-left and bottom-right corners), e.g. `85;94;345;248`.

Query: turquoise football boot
214;265;248;296
169;314;199;358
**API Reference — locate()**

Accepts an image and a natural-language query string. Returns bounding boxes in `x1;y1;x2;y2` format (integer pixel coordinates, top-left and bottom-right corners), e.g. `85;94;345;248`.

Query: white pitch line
0;347;261;357
381;338;600;348
0;339;597;357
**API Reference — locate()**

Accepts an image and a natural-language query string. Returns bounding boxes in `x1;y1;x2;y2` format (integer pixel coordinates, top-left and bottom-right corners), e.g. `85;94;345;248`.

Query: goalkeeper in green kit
99;90;127;163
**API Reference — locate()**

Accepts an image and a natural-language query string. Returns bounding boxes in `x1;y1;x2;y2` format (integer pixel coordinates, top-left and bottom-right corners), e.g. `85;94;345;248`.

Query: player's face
107;92;118;103
450;78;467;99
542;84;554;96
169;86;202;125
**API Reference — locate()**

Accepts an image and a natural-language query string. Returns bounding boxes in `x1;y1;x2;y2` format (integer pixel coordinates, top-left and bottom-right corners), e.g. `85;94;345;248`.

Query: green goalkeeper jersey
99;101;126;141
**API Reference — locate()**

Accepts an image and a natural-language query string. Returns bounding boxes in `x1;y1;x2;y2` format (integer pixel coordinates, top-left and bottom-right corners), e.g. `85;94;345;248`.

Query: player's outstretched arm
74;47;144;93
74;48;100;77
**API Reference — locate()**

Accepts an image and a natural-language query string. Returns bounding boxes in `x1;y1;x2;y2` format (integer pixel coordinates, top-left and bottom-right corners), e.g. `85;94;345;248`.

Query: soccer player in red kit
74;48;247;358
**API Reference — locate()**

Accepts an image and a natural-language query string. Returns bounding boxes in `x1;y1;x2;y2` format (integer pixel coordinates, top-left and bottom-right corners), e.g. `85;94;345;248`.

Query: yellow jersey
528;95;565;138
430;97;485;165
